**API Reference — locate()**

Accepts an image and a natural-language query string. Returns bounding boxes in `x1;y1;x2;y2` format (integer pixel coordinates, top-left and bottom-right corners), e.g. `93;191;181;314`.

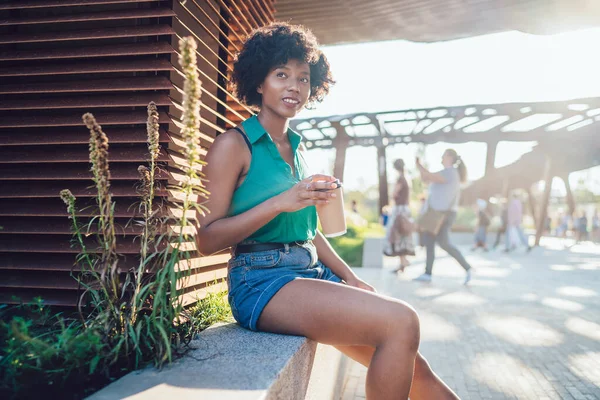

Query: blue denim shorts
227;241;342;331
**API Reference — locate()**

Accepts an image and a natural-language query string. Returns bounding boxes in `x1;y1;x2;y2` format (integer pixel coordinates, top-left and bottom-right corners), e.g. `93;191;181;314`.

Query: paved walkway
341;236;600;400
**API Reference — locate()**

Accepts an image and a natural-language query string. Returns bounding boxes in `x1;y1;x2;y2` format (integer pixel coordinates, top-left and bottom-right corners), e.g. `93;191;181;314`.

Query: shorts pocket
246;249;282;269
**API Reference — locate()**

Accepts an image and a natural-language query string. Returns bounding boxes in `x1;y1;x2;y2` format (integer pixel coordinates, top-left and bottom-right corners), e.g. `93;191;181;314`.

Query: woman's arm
416;158;447;184
196;131;336;255
313;231;375;292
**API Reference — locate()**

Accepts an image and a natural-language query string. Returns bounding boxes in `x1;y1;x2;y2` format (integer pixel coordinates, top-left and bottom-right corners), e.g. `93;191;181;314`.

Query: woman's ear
257;84;263;94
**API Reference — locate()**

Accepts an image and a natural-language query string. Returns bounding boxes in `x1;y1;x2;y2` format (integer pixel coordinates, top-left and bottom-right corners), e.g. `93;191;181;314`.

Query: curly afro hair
232;23;335;110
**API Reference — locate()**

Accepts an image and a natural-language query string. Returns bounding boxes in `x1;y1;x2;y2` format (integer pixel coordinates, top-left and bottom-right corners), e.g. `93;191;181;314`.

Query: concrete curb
88;322;347;400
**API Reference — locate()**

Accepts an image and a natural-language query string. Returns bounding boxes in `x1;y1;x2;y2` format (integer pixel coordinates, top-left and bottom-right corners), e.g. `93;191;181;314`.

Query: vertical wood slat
0;0;276;307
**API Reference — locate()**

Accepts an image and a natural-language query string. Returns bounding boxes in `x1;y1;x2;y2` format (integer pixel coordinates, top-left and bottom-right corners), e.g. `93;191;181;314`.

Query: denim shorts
227;241;342;331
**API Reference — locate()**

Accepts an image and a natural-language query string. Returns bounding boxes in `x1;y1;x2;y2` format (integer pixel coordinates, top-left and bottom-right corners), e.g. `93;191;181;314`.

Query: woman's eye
276;72;287;78
300;77;309;83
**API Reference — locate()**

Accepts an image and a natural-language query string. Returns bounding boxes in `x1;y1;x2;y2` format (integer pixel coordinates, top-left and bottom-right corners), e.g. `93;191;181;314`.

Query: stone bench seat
88;322;348;400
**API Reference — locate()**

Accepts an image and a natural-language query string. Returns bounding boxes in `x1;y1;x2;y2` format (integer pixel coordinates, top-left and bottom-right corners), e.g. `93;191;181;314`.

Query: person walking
504;192;532;252
471;199;490;251
493;200;508;250
196;23;459;399
575;211;589;243
413;150;473;284
384;159;415;273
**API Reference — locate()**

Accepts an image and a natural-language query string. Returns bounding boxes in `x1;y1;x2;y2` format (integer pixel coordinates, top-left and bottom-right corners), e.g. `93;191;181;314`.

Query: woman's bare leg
257;279;420;399
335;345;460;400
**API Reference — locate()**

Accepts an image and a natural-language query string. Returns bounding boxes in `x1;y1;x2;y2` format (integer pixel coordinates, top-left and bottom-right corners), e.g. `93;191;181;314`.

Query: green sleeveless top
228;115;317;243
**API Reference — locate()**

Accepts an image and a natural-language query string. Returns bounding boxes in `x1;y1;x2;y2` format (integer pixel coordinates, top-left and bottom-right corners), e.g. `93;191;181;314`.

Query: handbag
394;211;415;236
417;192;458;236
417;208;448;236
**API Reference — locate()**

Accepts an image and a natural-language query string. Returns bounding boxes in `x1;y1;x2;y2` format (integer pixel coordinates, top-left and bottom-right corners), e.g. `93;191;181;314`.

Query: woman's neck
257;109;289;142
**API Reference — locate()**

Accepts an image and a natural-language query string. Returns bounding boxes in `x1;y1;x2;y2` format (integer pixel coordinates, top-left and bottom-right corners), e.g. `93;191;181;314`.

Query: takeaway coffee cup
316;179;347;238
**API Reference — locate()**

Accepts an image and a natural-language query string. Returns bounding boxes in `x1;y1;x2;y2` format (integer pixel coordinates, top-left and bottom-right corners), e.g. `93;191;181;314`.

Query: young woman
414;150;473;284
196;23;459;399
384;158;415;272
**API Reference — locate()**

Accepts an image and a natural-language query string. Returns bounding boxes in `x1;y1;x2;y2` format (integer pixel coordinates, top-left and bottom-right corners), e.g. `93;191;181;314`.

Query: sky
296;28;600;194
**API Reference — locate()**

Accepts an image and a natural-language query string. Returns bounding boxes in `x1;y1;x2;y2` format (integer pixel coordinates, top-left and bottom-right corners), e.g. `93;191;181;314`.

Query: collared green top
227;115;317;243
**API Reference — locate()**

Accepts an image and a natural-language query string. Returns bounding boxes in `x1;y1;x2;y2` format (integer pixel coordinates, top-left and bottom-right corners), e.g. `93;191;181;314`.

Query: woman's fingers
304;180;339;191
302;174;338;188
302;198;329;206
299;190;332;200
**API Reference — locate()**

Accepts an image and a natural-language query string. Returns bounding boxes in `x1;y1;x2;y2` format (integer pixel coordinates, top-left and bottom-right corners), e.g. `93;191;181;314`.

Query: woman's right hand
275;174;339;213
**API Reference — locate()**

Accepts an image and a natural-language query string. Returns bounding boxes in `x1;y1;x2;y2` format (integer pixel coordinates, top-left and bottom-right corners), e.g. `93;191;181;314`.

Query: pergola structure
276;0;600;44
290;97;600;243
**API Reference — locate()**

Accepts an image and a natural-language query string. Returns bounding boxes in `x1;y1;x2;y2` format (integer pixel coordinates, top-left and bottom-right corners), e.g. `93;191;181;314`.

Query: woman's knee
384;302;420;351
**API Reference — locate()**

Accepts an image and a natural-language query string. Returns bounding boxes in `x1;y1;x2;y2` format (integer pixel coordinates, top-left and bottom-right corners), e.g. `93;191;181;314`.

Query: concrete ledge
88;322;348;400
362;237;385;268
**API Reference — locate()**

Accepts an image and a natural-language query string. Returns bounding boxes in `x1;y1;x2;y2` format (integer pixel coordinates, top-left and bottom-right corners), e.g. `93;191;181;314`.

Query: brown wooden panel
0;7;175;26
0;41;175;61
0;198;140;217
0;110;171;128
0;270;81;290
0;163;168;180
180;281;227;307
0;235;140;254
0;58;174;77
0;127;170;146
0;76;173;94
0;0;163;10
0;144;170;163
0;217;141;235
0;252;138;272
0;180;166;198
0;24;174;44
0;92;172;110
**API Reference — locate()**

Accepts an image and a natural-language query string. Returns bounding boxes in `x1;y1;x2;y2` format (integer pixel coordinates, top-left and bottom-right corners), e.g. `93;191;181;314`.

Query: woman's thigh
257;279;419;348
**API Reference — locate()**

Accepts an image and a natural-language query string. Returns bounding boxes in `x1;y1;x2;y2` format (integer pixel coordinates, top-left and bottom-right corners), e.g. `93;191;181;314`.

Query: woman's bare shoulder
205;128;251;162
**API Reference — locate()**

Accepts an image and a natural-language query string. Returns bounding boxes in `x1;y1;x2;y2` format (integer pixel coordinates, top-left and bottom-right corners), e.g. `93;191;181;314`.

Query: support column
377;143;389;215
485;141;498;176
331;121;349;182
333;145;347;183
535;157;553;246
563;175;575;216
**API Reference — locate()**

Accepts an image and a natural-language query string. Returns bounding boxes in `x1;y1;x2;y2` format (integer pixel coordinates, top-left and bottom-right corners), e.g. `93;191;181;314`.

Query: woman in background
414;150;473;284
384;159;415;272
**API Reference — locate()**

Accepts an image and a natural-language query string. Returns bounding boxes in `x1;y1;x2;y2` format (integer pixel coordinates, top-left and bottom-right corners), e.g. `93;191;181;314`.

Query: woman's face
257;58;311;119
441;151;453;166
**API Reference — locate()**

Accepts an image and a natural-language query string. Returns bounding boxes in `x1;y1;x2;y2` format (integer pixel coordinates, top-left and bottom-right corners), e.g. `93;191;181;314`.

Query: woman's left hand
345;275;376;292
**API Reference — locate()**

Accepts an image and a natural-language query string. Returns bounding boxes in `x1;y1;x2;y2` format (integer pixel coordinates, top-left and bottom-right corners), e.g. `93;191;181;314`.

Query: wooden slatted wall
0;0;274;307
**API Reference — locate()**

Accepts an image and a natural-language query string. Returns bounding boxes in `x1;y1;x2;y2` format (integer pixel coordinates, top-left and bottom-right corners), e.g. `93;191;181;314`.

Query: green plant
187;288;233;332
0;37;227;400
0;299;107;399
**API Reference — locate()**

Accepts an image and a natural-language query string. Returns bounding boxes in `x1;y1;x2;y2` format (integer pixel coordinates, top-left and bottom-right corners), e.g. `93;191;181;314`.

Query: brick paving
340;236;600;400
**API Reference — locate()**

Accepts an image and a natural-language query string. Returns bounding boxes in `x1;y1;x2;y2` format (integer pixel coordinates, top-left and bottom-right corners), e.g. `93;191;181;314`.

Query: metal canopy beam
292;97;600;150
